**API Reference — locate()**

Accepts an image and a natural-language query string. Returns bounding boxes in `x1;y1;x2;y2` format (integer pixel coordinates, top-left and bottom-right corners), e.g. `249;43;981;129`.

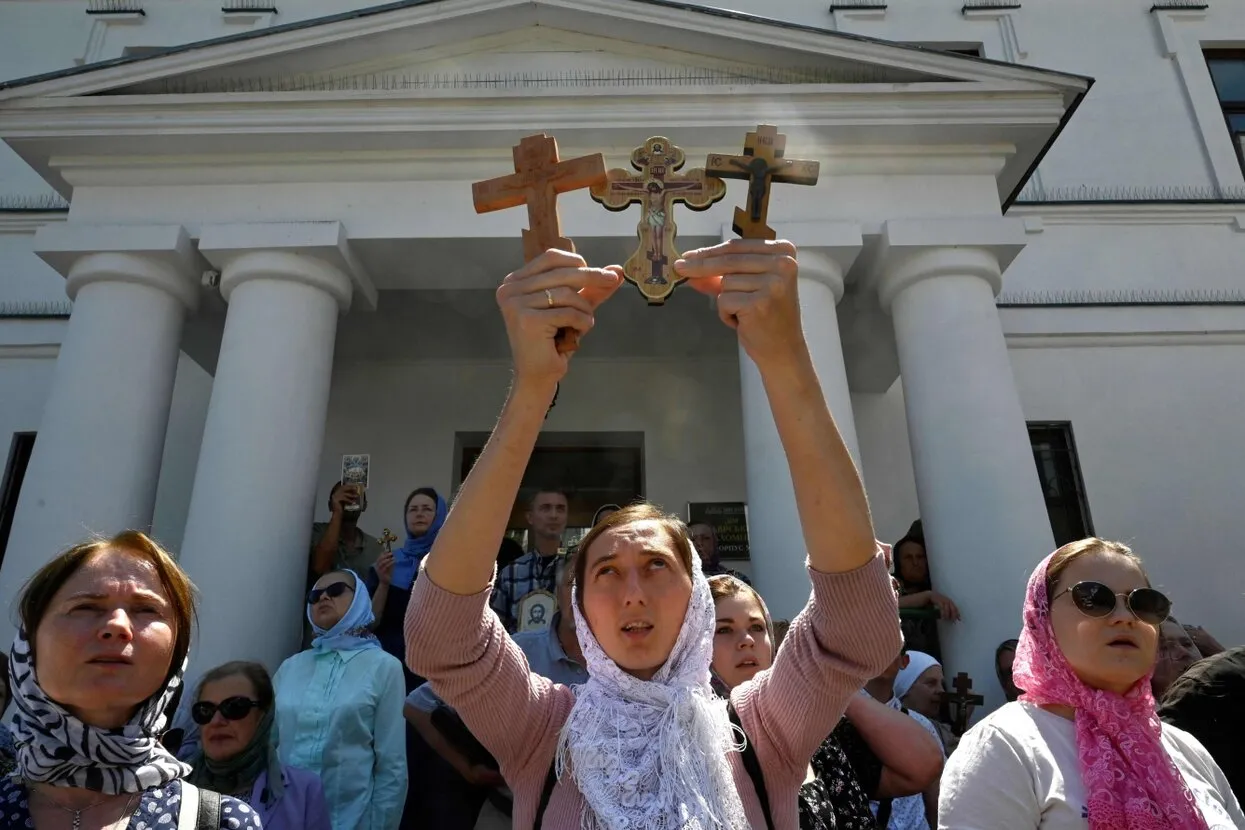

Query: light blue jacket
273;647;407;830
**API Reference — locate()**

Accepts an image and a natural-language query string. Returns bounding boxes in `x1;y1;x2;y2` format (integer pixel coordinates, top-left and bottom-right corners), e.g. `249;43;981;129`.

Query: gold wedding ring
545;288;555;308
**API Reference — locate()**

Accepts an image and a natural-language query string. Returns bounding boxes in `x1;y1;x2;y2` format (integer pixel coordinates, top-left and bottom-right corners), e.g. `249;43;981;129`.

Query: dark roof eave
1001;76;1095;210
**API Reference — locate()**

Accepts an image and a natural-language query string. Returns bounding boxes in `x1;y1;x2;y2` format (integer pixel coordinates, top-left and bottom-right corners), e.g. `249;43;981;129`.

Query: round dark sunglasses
307;581;354;605
1053;581;1171;625
191;696;262;725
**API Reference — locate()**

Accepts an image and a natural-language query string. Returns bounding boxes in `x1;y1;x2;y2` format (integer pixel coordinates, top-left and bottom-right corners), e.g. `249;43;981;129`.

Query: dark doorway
456;431;644;548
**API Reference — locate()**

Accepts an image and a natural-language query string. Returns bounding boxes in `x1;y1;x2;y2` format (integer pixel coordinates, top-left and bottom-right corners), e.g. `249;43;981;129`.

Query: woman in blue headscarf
273;569;408;830
368;488;447;691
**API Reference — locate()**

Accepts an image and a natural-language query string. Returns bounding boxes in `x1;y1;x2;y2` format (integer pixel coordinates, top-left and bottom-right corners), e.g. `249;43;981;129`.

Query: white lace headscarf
556;538;749;830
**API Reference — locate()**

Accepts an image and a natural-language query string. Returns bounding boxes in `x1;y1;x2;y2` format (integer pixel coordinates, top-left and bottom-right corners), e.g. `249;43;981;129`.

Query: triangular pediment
0;0;1088;100
132;26;940;97
0;0;1091;207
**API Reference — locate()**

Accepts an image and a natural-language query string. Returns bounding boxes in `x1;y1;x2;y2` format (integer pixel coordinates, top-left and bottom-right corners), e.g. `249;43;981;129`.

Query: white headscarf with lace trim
556;546;749;830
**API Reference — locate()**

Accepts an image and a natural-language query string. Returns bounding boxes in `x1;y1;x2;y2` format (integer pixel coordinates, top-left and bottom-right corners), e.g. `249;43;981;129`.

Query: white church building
0;0;1242;709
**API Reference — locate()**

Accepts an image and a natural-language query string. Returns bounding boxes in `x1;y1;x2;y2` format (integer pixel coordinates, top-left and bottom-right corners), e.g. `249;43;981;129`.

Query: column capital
32;223;204;310
722;221;863;304
873;218;1027;312
198;221;375;312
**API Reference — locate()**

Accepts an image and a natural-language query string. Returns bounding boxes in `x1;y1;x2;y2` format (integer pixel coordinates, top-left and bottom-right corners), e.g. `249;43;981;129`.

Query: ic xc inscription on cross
706;125;820;240
473;133;607;352
591;136;726;304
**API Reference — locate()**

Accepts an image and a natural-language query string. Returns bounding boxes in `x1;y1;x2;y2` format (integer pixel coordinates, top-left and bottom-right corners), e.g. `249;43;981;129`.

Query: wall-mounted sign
687;502;750;561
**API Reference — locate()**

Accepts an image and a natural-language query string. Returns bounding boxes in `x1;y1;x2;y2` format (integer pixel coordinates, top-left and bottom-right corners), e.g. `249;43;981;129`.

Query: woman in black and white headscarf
0;530;261;830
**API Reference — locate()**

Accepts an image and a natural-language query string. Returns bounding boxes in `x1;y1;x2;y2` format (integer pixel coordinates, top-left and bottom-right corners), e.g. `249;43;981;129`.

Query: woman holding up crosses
404;239;902;830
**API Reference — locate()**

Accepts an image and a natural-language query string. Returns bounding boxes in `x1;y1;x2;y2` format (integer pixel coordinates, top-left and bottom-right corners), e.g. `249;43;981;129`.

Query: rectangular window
0;432;36;570
1028;422;1094;546
1205;51;1245;172
456;431;644;549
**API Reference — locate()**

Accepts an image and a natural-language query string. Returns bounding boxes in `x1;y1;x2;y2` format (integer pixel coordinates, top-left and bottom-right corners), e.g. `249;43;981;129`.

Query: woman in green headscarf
188;661;331;830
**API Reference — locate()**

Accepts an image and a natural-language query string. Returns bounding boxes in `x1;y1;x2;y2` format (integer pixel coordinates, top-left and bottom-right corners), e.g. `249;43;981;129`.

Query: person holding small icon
310;481;385;579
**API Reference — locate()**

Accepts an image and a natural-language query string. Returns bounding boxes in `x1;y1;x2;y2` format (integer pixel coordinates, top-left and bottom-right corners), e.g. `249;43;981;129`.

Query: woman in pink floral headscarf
938;538;1242;829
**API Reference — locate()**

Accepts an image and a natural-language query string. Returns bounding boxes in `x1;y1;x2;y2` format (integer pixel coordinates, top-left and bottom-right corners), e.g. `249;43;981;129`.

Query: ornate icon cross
473;134;607;352
591;136;726;304
706;125;820;240
379;528;398;553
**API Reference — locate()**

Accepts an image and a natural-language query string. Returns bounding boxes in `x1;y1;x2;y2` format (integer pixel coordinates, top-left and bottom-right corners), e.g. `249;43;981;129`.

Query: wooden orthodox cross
473;134;607;352
706;125;820;240
379;528;398;553
591;136;726;304
946;672;985;736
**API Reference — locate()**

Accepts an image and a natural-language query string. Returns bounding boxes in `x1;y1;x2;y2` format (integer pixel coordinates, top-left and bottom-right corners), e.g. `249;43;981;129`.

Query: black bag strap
729;702;773;830
876;798;893;827
196;788;222;830
533;759;559;830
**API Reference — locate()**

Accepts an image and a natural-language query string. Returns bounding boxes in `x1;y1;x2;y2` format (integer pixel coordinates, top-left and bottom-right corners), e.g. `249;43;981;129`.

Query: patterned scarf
1013;552;1209;830
557;552;749;830
309;569;381;653
8;628;191;793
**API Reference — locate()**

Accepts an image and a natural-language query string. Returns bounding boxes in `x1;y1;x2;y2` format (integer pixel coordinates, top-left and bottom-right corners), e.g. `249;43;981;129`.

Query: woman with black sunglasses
273;569;408;830
189;661;330;830
939;538;1242;829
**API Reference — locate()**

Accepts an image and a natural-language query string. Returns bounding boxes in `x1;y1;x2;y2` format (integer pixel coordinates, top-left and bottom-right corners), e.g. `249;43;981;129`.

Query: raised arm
419;251;621;595
311;489;354;576
404;251;621;772
676;239;874;571
677;240;901;772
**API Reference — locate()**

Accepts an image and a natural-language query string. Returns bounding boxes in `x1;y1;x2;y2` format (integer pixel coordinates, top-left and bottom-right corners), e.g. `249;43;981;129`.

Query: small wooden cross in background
946;671;985;736
591;136;726;304
706;125;820;240
473;134;607;352
379;528;398;553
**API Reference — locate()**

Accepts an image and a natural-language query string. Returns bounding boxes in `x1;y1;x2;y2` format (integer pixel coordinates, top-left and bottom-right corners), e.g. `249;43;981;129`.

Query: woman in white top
939;538;1242;830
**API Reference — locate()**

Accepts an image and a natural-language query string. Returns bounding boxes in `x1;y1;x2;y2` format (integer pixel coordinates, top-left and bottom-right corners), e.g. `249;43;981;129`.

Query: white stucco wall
852;329;1245;655
314;354;748;532
0;349;58;471
1011;340;1245;648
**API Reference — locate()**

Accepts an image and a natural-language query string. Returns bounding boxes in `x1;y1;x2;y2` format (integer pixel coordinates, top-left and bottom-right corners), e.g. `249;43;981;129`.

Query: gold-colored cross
379;528;398;553
591;136;726;304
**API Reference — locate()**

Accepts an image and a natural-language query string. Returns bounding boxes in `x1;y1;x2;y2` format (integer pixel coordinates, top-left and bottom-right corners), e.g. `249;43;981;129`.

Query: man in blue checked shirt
489;487;571;632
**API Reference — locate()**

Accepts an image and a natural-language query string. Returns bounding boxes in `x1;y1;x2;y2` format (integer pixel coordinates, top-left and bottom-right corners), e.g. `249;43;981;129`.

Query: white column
741;248;862;620
176;245;353;675
877;219;1055;709
0;226;198;647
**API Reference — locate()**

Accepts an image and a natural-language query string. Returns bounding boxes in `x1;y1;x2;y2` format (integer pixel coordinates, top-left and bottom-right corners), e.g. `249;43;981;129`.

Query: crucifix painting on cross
705;124;821;241
590;136;726;304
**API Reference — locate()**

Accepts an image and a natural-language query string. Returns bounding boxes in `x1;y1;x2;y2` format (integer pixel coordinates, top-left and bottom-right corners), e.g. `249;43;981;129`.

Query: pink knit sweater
405;553;900;830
